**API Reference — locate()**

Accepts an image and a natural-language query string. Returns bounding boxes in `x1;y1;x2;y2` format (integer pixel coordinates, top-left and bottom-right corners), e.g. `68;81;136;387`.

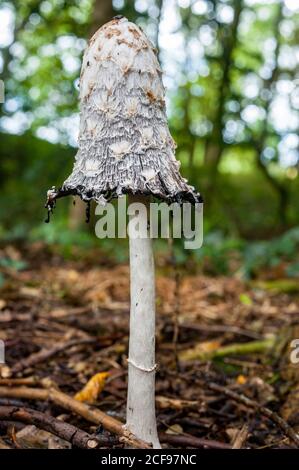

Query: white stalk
126;195;161;449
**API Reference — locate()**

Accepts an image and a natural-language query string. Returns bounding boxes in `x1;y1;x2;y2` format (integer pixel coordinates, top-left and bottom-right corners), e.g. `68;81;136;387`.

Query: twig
180;323;264;340
50;306;91;319
0;386;151;449
159;432;231;449
232;424;249;449
0;398;27;407
206;381;299;447
0;387;48;401
0;377;38;386
0;406;114;448
8;339;95;376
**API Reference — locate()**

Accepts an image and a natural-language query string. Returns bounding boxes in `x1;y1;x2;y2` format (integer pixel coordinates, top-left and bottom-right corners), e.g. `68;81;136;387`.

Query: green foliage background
0;0;298;276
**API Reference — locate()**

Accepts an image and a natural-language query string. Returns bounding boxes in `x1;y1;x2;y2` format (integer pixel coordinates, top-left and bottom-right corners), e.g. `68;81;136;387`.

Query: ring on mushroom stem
45;16;202;449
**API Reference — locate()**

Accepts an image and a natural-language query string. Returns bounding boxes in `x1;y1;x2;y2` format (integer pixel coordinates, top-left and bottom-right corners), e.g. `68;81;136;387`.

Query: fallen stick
159;433;231;449
206;381;299;447
8;339;96;376
232;424;249;449
179;322;263;340
0;405;114;449
50;306;91;318
156;395;201;411
0;398;27;408
180;337;275;362
0;387;48;401
0;377;38;386
0;386;150;449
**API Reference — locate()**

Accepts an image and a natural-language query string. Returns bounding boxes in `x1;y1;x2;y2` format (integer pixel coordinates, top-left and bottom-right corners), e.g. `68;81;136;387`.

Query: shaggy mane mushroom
46;16;202;449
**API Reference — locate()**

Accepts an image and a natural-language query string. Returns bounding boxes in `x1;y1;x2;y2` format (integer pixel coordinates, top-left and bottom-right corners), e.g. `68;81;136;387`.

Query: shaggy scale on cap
46;16;202;217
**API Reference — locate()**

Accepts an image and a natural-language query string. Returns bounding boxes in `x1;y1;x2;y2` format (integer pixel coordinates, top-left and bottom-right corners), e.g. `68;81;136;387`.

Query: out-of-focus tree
169;0;298;228
0;0;298;237
0;0;92;142
0;0;161;233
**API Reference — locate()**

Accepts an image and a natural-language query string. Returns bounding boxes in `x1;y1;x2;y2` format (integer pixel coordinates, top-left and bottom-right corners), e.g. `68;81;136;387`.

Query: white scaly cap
46;16;202;218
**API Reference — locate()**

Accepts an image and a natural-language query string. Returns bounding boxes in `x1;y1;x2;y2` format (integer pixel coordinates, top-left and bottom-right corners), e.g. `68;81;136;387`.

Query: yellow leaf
198;340;221;353
74;372;110;403
236;374;247;385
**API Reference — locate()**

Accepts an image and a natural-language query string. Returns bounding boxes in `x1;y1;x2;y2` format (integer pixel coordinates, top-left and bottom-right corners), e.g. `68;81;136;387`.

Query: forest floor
0;242;299;449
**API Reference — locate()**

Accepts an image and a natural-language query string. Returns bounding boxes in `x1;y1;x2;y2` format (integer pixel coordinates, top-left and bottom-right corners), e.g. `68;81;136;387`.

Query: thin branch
205;380;299;447
179;322;264;341
9;339;95;376
0;405;115;449
159;432;231;449
0;385;151;449
232;424;249;449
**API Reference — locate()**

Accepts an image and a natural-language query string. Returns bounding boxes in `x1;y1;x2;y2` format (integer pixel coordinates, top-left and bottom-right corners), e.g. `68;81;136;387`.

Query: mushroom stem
126;195;161;449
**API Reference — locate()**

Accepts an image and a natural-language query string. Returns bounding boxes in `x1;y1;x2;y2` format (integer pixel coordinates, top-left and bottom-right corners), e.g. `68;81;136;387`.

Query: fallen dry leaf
74;372;110;403
236;374;247;385
165;424;183;435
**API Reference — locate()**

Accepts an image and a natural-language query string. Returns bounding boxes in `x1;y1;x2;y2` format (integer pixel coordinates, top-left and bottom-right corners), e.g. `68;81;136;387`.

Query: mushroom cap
46;17;202;212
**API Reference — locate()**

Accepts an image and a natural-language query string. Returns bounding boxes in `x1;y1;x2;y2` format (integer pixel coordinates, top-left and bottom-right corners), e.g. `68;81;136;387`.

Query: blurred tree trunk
180;4;197;183
255;146;288;227
68;199;88;231
203;0;243;192
154;0;164;60
69;0;115;231
90;0;115;35
254;2;289;227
